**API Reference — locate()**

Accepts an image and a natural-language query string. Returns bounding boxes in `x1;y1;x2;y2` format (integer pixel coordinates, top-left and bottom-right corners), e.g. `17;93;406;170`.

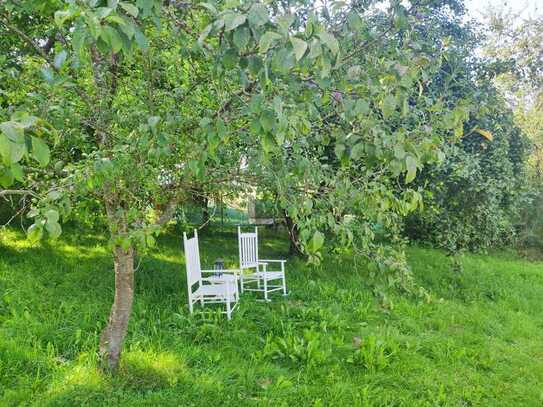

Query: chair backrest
238;226;259;269
183;229;202;287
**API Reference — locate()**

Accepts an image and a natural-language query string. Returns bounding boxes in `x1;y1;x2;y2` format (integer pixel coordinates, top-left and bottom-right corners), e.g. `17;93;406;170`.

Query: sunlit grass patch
120;349;187;390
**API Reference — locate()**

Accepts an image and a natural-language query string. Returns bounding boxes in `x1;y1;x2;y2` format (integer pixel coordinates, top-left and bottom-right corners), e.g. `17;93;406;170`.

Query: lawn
0;226;542;406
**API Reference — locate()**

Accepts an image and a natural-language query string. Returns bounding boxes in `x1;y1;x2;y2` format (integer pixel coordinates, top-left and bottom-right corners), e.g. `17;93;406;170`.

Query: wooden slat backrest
238;226;259;269
183;230;202;286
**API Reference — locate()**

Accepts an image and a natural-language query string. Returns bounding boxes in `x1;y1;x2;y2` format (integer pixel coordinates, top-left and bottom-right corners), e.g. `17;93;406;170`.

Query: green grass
1;226;542;406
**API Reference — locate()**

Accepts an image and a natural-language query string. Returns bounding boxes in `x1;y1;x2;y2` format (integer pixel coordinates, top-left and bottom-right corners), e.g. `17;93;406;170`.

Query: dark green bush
405;92;529;253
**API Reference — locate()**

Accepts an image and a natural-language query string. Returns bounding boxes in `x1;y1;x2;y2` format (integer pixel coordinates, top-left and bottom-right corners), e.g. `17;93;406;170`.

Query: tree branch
0;13;93;107
0;189;38;198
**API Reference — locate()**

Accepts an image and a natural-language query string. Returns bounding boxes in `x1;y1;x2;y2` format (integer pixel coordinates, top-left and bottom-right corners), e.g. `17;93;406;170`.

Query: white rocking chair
238;226;287;301
183;229;239;319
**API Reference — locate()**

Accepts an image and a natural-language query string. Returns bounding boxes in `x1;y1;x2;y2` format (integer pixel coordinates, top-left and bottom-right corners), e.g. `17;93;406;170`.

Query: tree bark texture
99;245;135;371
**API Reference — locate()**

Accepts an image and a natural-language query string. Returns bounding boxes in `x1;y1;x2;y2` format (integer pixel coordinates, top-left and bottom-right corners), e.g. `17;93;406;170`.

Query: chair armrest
202;276;236;283
258;259;286;263
202;269;240;275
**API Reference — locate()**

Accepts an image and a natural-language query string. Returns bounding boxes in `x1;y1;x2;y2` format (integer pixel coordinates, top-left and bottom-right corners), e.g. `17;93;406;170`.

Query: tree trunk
99;245;135;371
284;211;303;256
202;196;210;226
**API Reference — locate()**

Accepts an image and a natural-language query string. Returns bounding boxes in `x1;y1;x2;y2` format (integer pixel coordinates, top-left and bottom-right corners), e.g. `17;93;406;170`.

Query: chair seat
248;271;284;280
194;284;236;300
207;274;237;283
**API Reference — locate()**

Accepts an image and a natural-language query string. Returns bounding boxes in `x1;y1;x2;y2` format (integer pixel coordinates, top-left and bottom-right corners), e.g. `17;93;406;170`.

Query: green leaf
405;155;417;183
198;23;213;46
146;234;156;247
134;27;149;50
224;13;246;31
54;10;72;27
393;145;406;159
270;48;292;72
0;132;25;166
119;19;135;38
0;121;24;143
119;1;139;17
72;27;88;56
261;133;275;153
54;50;68;69
27;209;39;218
260;110;275;132
45;220;62;239
41;67;55;84
31;137;50;167
247;4;268;27
222;48;239;69
199;2;217;14
233;27;250;50
347;11;363;30
0;167;14;187
259;31;282;53
120;236;131;251
27;223;43;242
106;15;126;26
102;26;123;53
318;32;339;56
382;94;397;118
248;55;263;75
95;7;113;19
278;14;295;31
0;134;11;165
335;143;345;159
290;37;308;61
355;99;370;116
0;139;25;166
305;41;319;62
45;209;60;223
11;143;25;165
394;6;408;30
47;190;62;200
350;143;364;160
148;116;160;128
136;0;153;18
86;15;102;40
11;112;37;128
11;163;24;181
310;231;325;252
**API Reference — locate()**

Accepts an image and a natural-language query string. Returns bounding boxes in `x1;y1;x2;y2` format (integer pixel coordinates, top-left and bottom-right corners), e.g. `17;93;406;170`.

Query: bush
517;187;543;256
405;87;530;253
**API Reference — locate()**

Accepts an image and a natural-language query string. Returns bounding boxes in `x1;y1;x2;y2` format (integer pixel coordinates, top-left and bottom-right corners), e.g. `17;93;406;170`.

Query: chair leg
226;283;232;320
240;274;244;293
188;297;193;314
263;276;268;301
282;263;287;295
